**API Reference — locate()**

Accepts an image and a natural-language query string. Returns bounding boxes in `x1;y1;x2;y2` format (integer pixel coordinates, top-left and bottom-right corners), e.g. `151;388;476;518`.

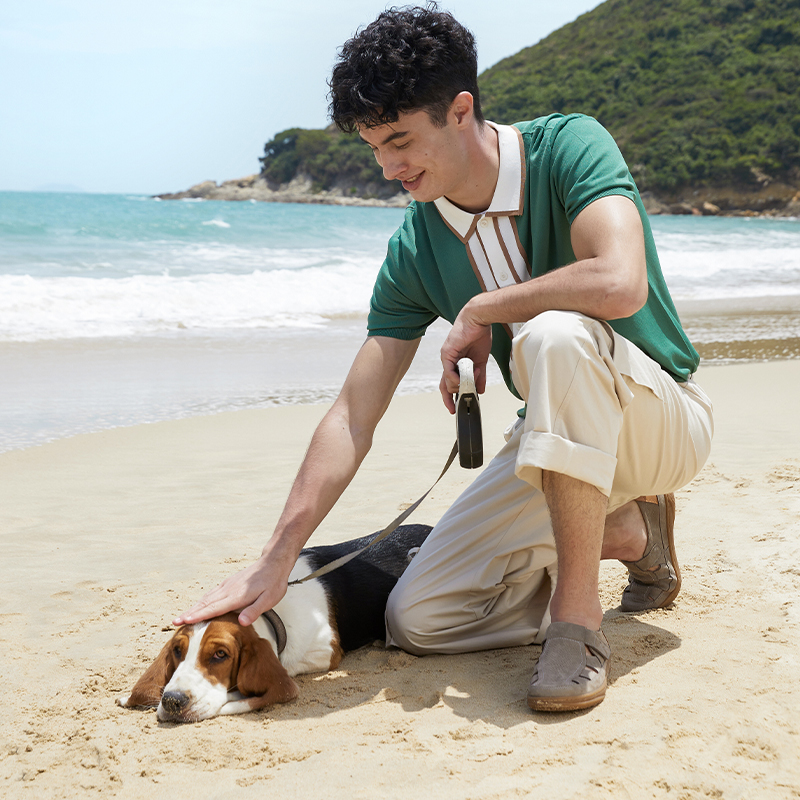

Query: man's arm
439;194;648;408
175;335;420;626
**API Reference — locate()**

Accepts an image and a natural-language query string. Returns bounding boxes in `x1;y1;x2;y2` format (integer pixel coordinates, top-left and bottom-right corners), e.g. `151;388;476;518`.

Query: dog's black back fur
301;524;432;652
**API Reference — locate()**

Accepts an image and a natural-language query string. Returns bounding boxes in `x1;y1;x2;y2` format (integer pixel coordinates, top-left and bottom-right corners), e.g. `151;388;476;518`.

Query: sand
2;361;799;799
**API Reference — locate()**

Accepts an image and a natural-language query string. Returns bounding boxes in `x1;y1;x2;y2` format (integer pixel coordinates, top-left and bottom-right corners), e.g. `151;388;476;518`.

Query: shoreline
154;174;800;217
2;319;799;456
1;361;798;797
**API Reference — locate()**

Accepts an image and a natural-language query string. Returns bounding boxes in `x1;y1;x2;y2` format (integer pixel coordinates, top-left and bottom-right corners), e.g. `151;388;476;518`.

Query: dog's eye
172;645;183;660
211;649;229;662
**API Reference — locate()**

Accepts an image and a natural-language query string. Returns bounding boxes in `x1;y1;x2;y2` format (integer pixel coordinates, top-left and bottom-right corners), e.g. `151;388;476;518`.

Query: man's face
358;108;470;205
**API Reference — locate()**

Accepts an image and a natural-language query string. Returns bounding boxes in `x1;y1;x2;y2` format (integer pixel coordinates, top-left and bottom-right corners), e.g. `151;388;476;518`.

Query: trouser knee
515;310;598;359
384;584;431;656
511;311;608;399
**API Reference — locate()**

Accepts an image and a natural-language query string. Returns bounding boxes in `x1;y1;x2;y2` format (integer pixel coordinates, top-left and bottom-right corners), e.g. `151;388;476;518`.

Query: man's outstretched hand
173;548;293;628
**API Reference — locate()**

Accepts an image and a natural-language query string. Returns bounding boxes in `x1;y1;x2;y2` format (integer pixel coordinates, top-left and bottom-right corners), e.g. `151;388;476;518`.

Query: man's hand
174;542;296;627
440;302;492;413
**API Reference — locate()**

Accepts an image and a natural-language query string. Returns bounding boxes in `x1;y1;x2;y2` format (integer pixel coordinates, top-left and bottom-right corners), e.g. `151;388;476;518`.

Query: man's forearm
465;195;649;327
465;253;646;329
174;335;420;627
260;405;371;569
260;334;421;575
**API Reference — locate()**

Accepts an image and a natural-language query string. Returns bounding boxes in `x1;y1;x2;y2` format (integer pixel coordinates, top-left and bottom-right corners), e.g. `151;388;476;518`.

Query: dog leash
287;439;459;586
287;358;483;587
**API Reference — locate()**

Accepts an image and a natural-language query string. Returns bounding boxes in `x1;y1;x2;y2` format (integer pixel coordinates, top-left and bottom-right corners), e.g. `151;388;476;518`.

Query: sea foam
0;266;376;342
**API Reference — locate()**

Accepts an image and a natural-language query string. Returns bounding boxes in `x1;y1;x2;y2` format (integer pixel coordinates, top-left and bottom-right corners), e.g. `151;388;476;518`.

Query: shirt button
500;272;509;281
480;218;490;228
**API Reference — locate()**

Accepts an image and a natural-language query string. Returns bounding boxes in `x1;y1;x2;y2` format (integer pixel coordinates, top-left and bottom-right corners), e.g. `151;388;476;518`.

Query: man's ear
117;638;178;708
236;637;299;708
451;91;475;126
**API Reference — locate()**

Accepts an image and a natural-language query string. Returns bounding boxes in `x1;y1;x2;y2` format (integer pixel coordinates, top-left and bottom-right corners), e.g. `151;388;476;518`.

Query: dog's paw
116;694;131;708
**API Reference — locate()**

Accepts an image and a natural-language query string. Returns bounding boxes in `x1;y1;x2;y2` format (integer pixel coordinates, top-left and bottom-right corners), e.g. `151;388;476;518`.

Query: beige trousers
385;310;714;654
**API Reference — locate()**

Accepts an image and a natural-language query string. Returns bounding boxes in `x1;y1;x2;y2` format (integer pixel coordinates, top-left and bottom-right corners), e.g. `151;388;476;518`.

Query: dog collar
261;609;287;655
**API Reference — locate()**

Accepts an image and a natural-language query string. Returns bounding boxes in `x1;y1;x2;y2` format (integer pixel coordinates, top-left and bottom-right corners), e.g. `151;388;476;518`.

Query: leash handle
288;440;459;586
456;358;483;469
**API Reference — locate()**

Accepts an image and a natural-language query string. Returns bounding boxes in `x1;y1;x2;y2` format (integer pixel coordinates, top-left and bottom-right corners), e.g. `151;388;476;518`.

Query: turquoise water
1;191;799;452
0;192;404;278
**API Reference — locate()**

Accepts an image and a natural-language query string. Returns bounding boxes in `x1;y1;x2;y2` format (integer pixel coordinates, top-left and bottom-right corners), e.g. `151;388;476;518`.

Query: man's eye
395;142;410;150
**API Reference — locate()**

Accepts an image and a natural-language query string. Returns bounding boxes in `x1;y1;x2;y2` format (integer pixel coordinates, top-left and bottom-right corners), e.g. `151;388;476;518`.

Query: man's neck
444;122;500;215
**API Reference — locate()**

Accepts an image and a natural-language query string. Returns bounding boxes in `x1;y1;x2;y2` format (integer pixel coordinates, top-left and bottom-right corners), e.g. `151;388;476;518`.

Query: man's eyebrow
359;129;409;146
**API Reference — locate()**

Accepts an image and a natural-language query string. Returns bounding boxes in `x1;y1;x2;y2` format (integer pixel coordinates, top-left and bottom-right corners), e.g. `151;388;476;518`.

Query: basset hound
116;524;431;723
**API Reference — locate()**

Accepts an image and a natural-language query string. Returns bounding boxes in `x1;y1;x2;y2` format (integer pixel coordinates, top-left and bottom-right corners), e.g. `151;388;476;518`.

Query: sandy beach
2;360;799;799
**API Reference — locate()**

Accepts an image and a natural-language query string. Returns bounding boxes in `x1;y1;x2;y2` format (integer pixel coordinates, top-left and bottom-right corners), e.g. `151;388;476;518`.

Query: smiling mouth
401;172;423;189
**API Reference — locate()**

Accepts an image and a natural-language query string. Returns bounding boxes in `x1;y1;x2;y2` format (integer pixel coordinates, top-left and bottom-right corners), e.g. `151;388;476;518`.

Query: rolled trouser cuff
516;430;618;498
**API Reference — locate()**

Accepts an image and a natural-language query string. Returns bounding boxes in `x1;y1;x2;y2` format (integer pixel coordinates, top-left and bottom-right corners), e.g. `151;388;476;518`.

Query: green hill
256;0;800;211
480;0;800;201
259;126;397;200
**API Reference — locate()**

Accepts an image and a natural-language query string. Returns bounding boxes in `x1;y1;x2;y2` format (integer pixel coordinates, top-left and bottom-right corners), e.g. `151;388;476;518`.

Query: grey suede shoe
620;494;680;612
527;622;611;712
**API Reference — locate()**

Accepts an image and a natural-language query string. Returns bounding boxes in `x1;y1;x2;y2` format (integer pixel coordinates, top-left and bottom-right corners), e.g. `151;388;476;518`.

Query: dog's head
117;613;298;722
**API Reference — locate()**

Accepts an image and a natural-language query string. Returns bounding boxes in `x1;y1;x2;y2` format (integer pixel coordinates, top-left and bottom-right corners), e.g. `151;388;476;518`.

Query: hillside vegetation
481;0;800;196
253;0;800;209
259;127;393;199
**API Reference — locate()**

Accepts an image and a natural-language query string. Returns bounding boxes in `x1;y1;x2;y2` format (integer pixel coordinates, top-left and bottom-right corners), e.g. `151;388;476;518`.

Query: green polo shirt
367;113;699;397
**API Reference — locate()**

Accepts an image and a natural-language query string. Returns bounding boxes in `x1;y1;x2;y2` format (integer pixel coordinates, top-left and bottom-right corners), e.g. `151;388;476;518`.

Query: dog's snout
160;691;189;715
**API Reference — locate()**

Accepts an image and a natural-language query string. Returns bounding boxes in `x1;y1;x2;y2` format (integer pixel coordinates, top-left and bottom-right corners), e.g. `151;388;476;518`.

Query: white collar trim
433;122;525;243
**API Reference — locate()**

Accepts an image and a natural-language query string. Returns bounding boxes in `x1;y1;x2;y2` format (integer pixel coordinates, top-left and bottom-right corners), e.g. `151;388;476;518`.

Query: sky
0;1;604;195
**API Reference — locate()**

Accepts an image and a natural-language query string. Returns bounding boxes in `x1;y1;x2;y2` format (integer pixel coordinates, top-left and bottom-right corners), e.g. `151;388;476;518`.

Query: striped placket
434;122;531;336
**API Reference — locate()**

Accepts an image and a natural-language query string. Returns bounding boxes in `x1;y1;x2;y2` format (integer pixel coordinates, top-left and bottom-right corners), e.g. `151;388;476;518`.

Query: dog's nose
160;691;189;715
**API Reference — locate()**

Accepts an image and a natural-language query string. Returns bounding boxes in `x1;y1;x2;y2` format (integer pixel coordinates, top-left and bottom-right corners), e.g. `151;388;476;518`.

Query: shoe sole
653;492;681;607
527;685;607;712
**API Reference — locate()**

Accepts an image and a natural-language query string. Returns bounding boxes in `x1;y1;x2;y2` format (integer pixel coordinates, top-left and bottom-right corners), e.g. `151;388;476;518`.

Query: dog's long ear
236;637;299;709
118;638;177;708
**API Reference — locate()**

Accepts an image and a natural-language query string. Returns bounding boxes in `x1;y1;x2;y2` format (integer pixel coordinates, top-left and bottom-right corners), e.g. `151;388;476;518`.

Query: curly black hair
329;4;484;132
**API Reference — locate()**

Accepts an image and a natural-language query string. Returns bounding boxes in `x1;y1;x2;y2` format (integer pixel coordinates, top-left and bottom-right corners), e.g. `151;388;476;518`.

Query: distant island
158;0;800;217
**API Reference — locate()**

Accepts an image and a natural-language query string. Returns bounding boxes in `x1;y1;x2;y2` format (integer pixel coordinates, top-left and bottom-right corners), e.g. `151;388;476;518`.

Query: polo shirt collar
433;122;525;244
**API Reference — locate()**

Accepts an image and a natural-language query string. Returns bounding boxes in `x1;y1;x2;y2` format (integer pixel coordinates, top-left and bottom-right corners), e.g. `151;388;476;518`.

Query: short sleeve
549;116;637;224
367;218;438;340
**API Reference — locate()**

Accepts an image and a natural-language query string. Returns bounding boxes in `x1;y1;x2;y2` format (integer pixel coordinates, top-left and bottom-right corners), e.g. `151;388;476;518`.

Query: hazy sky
0;1;603;195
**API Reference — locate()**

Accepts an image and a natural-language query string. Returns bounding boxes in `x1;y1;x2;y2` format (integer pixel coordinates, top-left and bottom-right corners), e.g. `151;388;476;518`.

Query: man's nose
381;152;406;181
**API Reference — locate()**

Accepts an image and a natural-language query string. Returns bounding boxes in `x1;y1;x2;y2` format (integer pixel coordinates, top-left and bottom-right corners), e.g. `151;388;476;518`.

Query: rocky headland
155;173;409;208
156;173;800;217
640;179;800;217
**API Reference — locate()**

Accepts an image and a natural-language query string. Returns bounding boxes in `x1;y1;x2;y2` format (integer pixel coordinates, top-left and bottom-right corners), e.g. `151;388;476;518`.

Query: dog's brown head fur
118;613;298;721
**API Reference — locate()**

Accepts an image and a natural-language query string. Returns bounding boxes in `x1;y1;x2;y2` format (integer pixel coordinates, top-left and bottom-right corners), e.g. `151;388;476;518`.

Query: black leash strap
288;440;459;586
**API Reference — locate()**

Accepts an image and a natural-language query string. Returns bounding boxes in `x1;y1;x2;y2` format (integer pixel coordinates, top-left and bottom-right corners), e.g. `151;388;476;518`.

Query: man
177;6;713;711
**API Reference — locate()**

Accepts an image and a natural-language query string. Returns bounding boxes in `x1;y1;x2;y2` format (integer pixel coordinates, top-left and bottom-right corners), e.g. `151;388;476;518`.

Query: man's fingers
238;596;269;627
174;584;240;626
439;374;456;414
475;364;487;394
441;358;460;394
173;600;208;626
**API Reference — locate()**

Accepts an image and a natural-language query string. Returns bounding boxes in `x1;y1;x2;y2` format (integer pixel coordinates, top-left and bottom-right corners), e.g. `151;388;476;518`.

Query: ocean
1;190;799;453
